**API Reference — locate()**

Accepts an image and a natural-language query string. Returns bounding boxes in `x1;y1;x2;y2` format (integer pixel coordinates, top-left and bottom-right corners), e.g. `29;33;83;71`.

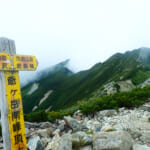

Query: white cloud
0;0;150;75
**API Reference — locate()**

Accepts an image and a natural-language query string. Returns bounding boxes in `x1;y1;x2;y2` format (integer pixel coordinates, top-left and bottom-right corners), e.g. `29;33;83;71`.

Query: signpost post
0;37;37;150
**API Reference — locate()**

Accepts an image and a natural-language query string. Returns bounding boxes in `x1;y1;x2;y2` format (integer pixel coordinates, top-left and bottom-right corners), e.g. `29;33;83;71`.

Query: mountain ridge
22;48;150;113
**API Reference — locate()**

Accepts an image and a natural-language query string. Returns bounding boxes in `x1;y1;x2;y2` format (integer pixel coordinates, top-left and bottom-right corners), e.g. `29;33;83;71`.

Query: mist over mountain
20;59;72;87
22;48;150;113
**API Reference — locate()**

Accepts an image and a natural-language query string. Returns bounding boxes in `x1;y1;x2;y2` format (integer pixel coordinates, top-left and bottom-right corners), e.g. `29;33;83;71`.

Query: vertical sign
5;71;27;150
0;38;38;150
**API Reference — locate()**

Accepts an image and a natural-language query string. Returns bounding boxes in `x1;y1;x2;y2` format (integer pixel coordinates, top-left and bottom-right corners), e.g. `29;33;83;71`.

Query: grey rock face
139;103;150;112
132;144;150;150
39;122;53;129
58;123;65;132
0;143;3;149
41;138;52;148
37;128;54;138
140;131;150;145
64;116;87;132
98;109;117;117
27;136;43;150
72;131;93;147
25;122;40;129
80;145;93;150
25;128;30;138
93;131;133;150
45;134;72;150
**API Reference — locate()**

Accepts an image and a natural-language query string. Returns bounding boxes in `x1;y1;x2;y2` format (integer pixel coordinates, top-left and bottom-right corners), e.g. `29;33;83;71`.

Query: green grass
24;85;150;122
131;70;150;85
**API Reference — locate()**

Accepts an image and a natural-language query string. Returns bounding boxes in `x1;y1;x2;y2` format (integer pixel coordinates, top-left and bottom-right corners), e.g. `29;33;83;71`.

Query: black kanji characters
8;76;16;85
11;100;20;109
12;110;20;121
13;122;21;132
14;134;23;145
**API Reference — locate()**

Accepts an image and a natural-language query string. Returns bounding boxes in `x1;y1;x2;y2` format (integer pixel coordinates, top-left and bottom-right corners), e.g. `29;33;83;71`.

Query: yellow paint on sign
13;55;37;71
0;53;11;70
5;71;27;150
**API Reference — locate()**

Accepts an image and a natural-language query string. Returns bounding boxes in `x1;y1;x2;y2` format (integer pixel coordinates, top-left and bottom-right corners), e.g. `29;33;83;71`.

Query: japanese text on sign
5;71;27;150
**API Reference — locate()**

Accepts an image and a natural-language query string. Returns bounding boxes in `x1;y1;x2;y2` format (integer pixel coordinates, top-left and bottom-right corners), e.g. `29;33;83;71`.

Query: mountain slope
22;48;150;113
22;60;73;113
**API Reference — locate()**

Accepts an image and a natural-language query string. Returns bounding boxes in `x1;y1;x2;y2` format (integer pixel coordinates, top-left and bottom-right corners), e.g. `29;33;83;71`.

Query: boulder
39;122;53;129
132;144;150;150
80;145;92;150
37;127;54;138
98;109;117;117
25;122;40;129
95;125;102;132
64;116;87;132
27;136;43;150
73;110;83;120
58;123;65;132
93;131;133;150
86;120;101;131
41;137;52;148
72;131;93;147
101;125;115;132
45;134;72;150
0;143;3;149
140;131;150;145
25;128;30;138
139;103;150;112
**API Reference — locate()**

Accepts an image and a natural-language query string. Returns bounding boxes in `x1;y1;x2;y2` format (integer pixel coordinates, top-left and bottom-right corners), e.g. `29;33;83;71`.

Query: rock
101;125;115;132
25;122;40;129
58;123;65;132
73;110;83;120
41;137;52;148
64;116;87;132
128;129;142;139
95;125;102;132
98;109;117;117
45;134;72;150
0;143;3;149
139;103;150;112
140;131;150;145
37;128;54;138
80;145;92;150
72;131;93;147
39;122;53;129
93;131;133;150
112;112;150;131
25;128;30;137
86;120;101;131
118;107;125;112
132;144;150;150
52;129;60;136
27;136;43;150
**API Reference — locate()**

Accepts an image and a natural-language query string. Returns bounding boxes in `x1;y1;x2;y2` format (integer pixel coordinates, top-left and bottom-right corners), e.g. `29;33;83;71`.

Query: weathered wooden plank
0;37;16;150
0;37;16;54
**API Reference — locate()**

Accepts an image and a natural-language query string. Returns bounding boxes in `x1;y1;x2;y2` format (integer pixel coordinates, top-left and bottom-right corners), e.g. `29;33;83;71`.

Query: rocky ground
1;102;150;150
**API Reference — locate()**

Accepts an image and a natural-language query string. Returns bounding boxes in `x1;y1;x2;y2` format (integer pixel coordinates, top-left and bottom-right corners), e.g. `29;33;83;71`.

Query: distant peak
59;59;70;67
139;48;150;60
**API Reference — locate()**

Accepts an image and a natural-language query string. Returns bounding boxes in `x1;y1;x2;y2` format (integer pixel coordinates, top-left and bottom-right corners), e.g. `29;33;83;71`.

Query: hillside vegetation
22;48;150;114
24;85;150;122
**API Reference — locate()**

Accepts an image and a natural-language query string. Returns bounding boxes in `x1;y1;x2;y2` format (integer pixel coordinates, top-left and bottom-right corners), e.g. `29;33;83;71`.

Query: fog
0;0;150;84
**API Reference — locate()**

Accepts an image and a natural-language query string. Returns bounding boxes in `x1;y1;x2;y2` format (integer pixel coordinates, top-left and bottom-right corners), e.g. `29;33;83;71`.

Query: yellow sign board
5;71;27;150
0;53;11;70
13;55;37;71
0;53;37;71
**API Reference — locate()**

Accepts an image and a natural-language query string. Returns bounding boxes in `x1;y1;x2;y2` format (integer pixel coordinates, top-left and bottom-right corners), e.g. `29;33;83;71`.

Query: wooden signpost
0;37;37;150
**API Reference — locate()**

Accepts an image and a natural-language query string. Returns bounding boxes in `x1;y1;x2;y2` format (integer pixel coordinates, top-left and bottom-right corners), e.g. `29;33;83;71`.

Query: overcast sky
0;0;150;74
